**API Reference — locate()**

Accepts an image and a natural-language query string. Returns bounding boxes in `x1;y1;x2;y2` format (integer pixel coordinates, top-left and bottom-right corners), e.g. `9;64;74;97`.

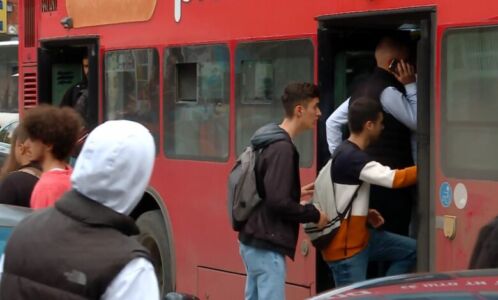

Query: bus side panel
197;267;312;300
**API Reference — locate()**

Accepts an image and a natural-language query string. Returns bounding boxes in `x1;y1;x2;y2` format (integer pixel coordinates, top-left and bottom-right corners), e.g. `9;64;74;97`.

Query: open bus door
37;37;99;129
316;8;435;293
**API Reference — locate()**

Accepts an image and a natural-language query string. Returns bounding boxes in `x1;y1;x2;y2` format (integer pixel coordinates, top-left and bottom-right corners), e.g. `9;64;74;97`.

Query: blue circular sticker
440;182;452;208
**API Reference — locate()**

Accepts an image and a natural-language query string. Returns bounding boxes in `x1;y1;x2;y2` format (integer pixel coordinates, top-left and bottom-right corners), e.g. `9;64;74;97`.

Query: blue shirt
326;83;417;163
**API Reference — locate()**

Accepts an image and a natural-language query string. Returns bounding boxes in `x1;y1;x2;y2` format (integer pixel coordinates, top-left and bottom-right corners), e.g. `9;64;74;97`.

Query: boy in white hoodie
0;120;159;300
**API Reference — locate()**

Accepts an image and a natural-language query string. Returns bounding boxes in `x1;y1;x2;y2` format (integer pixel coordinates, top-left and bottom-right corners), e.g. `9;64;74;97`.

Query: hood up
71;120;155;216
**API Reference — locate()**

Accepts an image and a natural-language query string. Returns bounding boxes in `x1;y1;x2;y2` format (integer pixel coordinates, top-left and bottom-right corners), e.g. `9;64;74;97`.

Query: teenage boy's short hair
281;82;319;118
348;97;383;134
22;105;83;161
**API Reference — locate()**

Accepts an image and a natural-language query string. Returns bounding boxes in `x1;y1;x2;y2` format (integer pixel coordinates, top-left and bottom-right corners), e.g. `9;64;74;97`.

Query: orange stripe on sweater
392;166;417;189
321;216;369;262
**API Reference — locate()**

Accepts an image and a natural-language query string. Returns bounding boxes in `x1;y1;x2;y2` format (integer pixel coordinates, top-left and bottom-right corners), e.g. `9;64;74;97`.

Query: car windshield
0;121;18;144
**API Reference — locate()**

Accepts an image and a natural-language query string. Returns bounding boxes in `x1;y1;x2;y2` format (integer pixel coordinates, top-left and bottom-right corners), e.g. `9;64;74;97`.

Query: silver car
0;120;19;167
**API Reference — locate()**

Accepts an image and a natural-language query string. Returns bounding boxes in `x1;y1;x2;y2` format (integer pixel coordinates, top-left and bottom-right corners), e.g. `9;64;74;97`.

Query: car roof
311;269;498;299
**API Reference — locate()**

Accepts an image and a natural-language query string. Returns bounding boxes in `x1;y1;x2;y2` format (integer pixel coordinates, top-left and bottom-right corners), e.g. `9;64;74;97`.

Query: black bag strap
330;145;362;219
253;147;265;199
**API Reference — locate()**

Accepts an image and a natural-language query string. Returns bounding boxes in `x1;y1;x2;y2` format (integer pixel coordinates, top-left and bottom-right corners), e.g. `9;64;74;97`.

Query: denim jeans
239;243;286;300
328;229;416;287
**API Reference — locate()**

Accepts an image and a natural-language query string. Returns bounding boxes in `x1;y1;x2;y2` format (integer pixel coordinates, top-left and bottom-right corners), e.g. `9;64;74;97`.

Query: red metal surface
17;0;498;297
434;19;498;272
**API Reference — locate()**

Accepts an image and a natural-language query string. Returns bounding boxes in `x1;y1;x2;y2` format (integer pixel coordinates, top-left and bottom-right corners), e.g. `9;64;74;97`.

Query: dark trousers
367;185;416;279
369;185;414;236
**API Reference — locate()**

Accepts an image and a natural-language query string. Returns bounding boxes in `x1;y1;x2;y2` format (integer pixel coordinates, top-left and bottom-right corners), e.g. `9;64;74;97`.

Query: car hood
311;270;498;299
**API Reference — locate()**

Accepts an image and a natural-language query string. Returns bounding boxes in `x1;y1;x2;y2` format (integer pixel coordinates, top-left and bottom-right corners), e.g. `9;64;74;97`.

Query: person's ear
295;105;303;118
365;120;374;131
19;143;28;155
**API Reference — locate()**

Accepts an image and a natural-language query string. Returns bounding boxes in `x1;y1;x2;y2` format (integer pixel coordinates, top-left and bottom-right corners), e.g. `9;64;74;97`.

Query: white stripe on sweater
359;161;396;188
334;183;370;217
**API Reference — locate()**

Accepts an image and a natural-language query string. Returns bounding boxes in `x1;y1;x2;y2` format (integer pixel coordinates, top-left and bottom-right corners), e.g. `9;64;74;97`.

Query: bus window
442;27;498;179
0;44;18;113
163;44;230;161
235;39;314;167
104;49;160;146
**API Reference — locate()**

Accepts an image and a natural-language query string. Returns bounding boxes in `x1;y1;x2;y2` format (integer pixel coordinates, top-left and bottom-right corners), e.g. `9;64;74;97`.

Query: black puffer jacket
238;124;320;259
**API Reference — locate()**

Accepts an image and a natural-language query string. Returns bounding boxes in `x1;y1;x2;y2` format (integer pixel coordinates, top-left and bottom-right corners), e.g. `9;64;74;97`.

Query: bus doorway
316;8;434;292
38;38;99;129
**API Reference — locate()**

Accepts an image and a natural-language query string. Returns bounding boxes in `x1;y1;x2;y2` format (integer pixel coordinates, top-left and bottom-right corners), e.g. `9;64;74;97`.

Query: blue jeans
239;243;286;300
328;229;416;287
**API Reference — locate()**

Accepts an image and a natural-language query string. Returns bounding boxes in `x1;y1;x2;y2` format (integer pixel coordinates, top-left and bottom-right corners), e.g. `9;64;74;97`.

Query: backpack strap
330;145;362;219
253;147;265;199
252;138;287;201
330;144;363;256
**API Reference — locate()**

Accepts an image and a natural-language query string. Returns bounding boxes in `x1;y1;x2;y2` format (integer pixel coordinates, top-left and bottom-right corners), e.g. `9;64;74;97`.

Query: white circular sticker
453;183;468;209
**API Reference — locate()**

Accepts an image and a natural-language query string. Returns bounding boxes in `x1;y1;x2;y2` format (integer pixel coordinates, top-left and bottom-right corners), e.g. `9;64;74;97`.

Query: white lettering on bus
175;0;191;23
422;282;459;288
466;281;487;286
401;285;417;289
328;291;371;299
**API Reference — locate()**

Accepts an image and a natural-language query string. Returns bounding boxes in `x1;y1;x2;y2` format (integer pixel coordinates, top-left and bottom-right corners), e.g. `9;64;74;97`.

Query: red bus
17;0;498;298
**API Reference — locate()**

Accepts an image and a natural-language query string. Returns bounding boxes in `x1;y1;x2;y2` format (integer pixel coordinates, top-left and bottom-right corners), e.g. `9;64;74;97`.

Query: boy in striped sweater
324;97;417;287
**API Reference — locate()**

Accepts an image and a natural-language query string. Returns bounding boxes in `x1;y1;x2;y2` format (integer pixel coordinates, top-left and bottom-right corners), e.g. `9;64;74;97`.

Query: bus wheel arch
131;187;176;296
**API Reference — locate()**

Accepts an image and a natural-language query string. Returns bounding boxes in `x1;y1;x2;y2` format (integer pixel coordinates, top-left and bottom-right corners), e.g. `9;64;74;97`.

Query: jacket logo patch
64;270;87;286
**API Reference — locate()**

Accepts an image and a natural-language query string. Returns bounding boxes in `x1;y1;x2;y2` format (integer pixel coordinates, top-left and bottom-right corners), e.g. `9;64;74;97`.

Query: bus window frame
162;43;231;162
440;23;498;181
233;37;316;168
102;46;161;152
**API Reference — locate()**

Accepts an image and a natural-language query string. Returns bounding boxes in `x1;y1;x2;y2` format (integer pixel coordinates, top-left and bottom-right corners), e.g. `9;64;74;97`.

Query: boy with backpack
234;82;328;300
314;97;417;287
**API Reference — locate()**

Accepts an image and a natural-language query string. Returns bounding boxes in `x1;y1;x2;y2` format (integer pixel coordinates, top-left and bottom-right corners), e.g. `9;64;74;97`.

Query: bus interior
38;38;99;128
316;8;434;292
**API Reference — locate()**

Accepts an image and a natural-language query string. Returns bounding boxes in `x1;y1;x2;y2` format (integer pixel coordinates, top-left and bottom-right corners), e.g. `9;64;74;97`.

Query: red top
30;167;72;210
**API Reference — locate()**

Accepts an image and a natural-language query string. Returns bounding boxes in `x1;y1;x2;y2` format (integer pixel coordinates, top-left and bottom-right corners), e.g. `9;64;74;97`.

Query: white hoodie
73;120;159;300
0;120;160;299
72;120;155;216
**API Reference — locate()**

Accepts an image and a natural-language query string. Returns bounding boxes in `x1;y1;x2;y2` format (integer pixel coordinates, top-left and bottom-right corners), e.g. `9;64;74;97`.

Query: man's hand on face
394;60;416;85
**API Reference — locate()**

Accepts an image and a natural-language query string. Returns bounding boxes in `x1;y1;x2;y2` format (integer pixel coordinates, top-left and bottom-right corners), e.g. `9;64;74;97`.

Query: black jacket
61;79;89;126
1;190;150;300
0;163;41;207
469;217;498;269
239;124;320;259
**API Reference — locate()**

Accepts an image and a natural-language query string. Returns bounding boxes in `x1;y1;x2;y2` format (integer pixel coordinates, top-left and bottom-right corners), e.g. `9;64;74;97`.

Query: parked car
0;120;19;167
0;113;18;129
310;269;498;300
0;204;32;256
